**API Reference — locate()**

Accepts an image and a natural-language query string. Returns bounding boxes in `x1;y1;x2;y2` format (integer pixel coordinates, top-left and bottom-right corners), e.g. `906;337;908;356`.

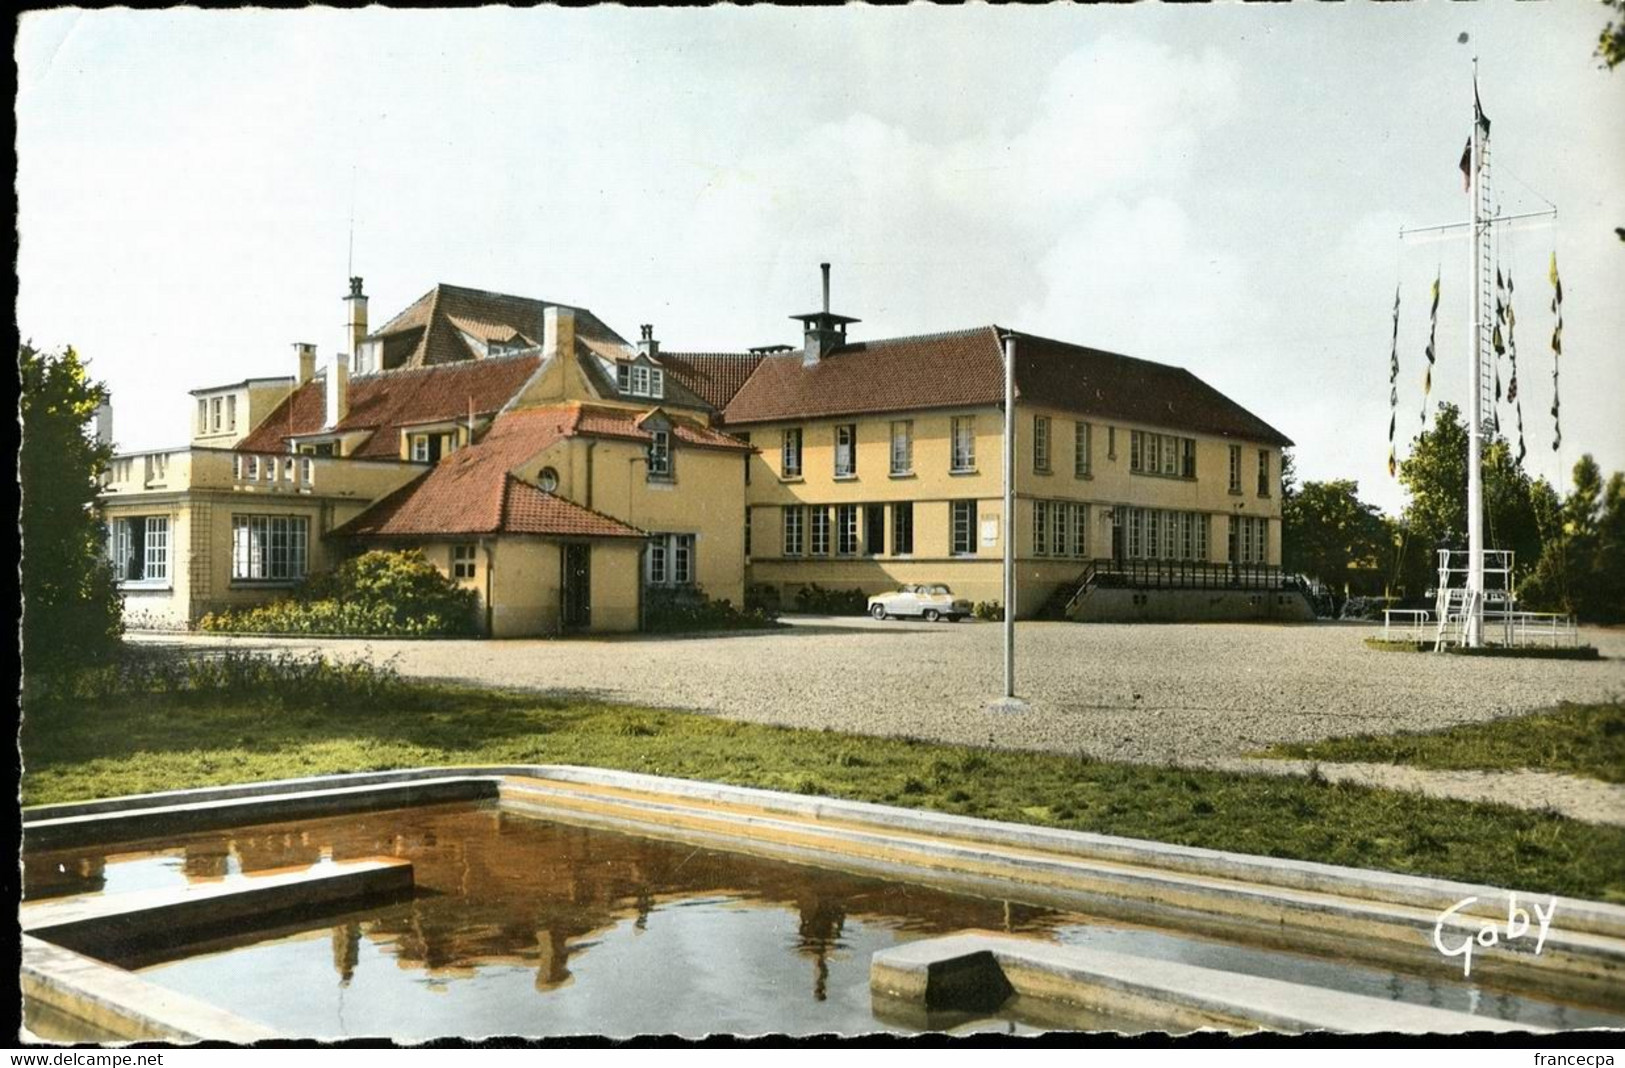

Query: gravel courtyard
133;620;1625;766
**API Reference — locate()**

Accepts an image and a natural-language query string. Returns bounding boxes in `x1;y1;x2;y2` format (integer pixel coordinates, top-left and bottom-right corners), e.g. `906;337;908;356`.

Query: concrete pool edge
25;763;1625;941
20;767;1622;1037
869;933;1541;1035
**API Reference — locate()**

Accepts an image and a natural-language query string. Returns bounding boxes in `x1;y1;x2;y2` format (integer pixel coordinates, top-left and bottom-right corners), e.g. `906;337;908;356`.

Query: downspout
585;441;597;509
481;538;495;637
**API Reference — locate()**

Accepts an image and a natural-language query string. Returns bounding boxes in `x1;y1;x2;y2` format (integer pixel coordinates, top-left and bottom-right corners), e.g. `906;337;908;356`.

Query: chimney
792;262;858;368
344;276;369;360
543;305;576;363
295;342;317;386
637;324;659;359
324;352;349;429
94;402;113;447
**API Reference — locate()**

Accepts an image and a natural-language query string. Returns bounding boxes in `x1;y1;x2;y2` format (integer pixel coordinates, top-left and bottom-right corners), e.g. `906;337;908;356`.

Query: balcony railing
101;447;420;499
231;452;316;491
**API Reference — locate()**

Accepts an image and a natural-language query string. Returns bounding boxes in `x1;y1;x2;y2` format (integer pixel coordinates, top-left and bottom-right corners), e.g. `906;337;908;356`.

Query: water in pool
23;801;1622;1038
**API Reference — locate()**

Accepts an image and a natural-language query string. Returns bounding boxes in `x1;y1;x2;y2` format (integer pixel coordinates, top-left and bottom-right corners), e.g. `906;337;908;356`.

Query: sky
16;4;1624;516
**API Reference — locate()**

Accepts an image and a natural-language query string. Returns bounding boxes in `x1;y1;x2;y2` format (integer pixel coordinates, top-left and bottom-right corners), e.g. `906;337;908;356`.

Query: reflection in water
23;800;1625;1039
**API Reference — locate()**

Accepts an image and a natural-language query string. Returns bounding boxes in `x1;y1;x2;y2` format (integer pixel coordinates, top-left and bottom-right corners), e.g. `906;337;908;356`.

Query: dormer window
617;358;665;400
648;429;673;479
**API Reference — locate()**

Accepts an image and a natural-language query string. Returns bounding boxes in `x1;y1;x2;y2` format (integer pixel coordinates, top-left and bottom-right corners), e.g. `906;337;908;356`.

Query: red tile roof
657;352;768;411
567;403;753;452
370;283;628;369
333;407;643;539
235;353;544;459
721;326;1291;447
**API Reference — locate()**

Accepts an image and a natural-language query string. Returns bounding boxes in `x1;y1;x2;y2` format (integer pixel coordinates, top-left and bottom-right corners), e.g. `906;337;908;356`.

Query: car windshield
926;585;951;596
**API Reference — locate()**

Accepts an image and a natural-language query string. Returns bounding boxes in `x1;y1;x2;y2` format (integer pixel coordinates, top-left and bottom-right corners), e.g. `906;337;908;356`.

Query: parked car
867;584;973;622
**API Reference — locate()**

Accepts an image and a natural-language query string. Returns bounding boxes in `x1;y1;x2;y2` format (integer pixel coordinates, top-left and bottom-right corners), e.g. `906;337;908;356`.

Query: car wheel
923;609;941;622
869;604;887;620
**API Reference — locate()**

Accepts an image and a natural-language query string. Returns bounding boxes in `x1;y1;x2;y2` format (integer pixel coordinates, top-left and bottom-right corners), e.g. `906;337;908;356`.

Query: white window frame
835;424;857;478
782;428;803;478
783;505;804;556
631;364;651;396
648;430;673;479
1229;445;1243;494
230;514;308;582
890;421;913;475
1034;500;1049;556
810;507;831;556
1257;449;1271;497
453;543;477;580
836;504;859;556
950;417;975;473
950;500;976;556
1053;502;1069;558
645;532;694;586
1034;416;1051;473
1074;421;1091;478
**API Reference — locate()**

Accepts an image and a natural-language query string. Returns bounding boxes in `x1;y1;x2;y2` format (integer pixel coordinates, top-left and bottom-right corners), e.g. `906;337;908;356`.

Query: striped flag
1388;285;1401;477
1506;271;1526;466
1550;252;1563;451
1421;273;1439;426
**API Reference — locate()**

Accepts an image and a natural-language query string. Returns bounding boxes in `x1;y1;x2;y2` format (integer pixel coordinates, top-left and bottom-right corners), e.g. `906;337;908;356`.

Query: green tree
1521;455;1625;621
1601;0;1625;70
1396;403;1548;595
1281;479;1390;594
19;344;123;674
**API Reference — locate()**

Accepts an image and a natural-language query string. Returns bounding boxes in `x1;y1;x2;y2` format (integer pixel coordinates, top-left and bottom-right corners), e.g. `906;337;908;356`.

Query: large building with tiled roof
99;264;1298;633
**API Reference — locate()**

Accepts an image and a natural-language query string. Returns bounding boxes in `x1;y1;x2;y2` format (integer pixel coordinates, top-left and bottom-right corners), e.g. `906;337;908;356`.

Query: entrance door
561;544;591;631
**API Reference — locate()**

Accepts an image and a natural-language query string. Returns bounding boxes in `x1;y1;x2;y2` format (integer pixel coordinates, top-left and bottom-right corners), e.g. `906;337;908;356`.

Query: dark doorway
562;544;591;631
863;505;886;556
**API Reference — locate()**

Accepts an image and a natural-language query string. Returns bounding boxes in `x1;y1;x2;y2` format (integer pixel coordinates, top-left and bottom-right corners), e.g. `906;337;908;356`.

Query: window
210;397;223;432
892;502;914;555
1034;501;1049;556
950;417;976;473
1053;502;1069;558
231;515;309;581
227;395;237;432
1074;422;1092;478
835;424;857;478
1229;516;1267;565
836;504;859;555
1034;416;1051;473
1107;426;1117;460
1073;503;1089;558
890;421;913;475
864;504;885;556
810;507;831;556
538;467;560;493
1130;431;1197;477
453;544;477;579
1257;449;1271;497
1119;508;1211;562
951;500;976;555
648;430;672;479
618;362;666;400
1228;445;1243;494
782;428;803;478
110;516;171;583
411;435;431;462
197;399;208;433
646;533;696;585
783;506;804;556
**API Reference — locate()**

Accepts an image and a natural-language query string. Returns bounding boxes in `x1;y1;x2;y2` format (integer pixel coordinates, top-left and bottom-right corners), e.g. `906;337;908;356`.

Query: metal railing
1062;558;1288;617
1381;609;1432;643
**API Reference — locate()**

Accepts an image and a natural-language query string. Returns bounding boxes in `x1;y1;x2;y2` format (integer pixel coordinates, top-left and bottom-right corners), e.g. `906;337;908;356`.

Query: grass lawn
1259;702;1625;785
21;660;1625;904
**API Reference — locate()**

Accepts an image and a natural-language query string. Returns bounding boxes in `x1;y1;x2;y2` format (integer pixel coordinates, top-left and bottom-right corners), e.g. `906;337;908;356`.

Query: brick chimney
790;262;859;368
324;353;349;429
637;324;659;359
295;342;317;386
344;276;368;360
543;305;576;363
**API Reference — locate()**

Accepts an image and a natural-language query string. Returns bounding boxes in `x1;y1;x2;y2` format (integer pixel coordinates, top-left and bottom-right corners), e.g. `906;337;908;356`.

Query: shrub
790;583;868;615
745;583;781;614
643;585;781;633
26;646;415;711
200;549;479;637
973;601;1004;621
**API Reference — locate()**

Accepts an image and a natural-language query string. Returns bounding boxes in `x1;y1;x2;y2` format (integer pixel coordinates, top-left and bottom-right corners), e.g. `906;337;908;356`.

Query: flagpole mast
1002;330;1017;698
1465;56;1486;648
